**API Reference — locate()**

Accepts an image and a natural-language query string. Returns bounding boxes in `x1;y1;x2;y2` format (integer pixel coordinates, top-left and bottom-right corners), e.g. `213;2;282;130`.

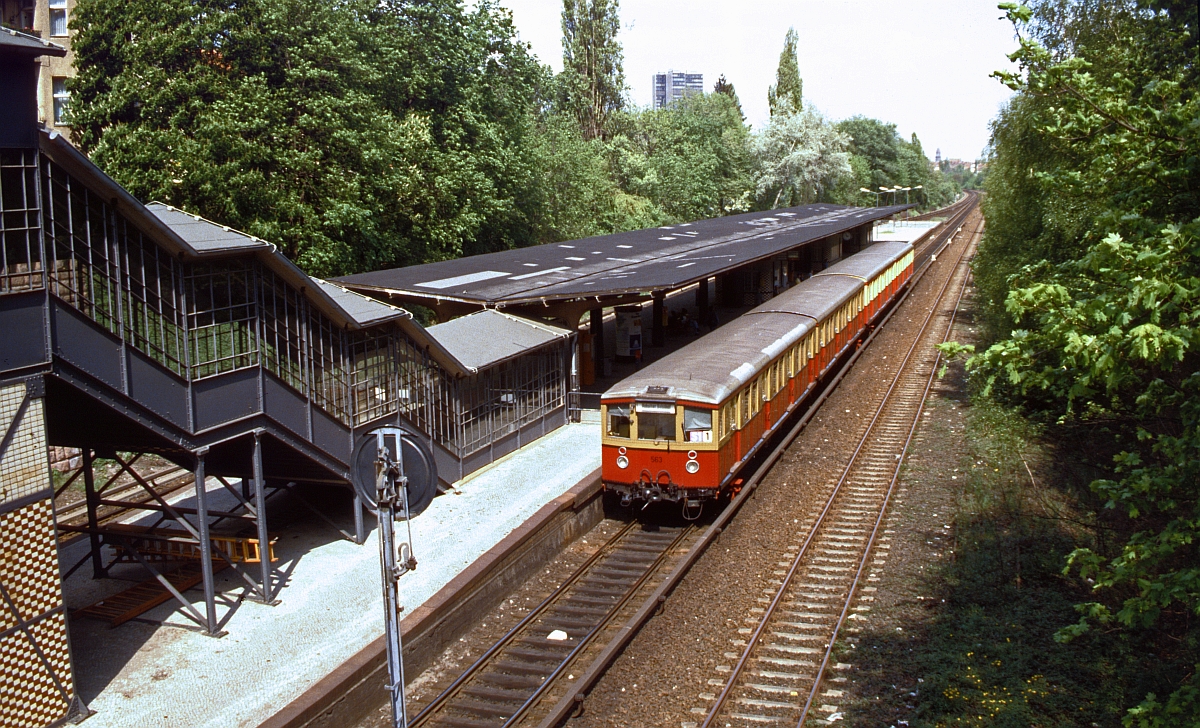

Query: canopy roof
337;203;910;308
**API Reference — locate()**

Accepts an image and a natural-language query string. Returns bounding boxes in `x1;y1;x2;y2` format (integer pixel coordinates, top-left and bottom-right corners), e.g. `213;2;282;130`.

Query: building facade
651;70;703;109
0;0;75;136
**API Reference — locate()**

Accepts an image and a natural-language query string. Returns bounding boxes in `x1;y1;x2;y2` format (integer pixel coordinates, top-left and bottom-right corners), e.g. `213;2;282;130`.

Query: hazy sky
498;0;1019;161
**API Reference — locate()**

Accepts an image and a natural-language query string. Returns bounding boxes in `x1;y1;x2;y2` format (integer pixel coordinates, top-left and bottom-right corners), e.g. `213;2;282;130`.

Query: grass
859;400;1192;727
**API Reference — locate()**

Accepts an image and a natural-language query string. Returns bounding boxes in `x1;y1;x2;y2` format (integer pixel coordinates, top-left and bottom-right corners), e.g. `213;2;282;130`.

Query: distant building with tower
935;148;941;165
652;70;703;109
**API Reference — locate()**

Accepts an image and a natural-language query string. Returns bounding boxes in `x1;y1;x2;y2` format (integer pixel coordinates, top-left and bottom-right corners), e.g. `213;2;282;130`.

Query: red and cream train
600;241;914;512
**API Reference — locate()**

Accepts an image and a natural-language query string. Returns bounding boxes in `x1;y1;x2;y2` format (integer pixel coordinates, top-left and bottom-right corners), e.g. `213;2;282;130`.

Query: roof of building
337;203;910;307
146;203;271;254
0;27;66;57
312;280;411;328
425;310;572;373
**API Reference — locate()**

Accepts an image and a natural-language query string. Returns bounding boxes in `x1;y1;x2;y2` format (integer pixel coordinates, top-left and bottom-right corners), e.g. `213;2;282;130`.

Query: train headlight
616;455;629;469
685;459;700;474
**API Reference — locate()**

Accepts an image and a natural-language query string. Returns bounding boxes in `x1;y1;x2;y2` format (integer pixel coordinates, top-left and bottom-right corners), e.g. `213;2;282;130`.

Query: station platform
871;218;941;244
62;421;601;728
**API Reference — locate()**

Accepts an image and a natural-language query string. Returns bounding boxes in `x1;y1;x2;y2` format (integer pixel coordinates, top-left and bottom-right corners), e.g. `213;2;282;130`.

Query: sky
497;0;1019;161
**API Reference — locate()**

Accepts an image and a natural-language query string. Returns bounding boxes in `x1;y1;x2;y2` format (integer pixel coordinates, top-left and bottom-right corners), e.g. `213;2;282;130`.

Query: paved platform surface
872;219;940;244
63;421;600;728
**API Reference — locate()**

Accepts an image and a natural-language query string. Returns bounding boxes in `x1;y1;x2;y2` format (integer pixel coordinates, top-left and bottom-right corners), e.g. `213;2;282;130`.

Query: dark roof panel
425;310;571;372
337;203;910;305
0;28;66;57
313;280;411;327
146;203;270;254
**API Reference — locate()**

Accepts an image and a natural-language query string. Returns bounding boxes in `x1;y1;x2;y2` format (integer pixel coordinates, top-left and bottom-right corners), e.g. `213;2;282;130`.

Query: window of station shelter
636;401;676;441
607;404;631;438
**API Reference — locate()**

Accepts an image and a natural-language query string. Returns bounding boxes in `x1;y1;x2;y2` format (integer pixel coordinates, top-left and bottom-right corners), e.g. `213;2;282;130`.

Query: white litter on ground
547;629;569;641
65;421;599;728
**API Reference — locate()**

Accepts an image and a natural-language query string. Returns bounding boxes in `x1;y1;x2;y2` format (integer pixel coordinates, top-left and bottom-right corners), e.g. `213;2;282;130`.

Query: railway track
409;522;699;727
340;196;979;728
699;213;981;728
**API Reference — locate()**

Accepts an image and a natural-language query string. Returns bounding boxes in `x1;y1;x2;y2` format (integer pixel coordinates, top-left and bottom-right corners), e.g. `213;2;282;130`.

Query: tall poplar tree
560;0;625;140
767;27;803;117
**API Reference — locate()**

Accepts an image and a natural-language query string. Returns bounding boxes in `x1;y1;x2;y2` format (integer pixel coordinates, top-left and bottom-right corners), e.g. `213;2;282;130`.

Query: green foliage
830;116;960;209
767;27;803;117
712;74;744;121
607;92;752;220
750;105;850;209
69;0;549;276
969;1;1200;722
559;0;624;141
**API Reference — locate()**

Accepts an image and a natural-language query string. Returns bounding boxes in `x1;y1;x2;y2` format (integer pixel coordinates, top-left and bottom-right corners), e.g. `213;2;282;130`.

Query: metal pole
353;492;365;545
194;450;218;634
82;449;104;579
377;432;409;728
252;432;273;603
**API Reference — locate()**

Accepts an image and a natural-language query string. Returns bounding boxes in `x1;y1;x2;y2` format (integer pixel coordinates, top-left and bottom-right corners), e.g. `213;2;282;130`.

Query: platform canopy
336;203;910;312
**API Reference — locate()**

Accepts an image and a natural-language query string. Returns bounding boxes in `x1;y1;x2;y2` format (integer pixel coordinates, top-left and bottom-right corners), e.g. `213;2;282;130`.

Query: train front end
600;385;722;513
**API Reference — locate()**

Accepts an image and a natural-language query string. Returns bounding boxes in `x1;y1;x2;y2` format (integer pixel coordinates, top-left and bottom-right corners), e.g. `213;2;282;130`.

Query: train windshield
683;408;713;443
607;404;631;438
635;401;676;441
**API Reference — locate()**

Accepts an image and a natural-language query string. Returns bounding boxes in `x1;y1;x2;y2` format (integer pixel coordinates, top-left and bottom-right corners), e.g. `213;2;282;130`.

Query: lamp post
859;187;882;206
913;185;924;211
879;186;891;206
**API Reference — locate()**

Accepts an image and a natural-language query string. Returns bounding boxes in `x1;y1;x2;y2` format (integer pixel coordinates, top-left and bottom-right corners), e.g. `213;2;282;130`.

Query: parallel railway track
699;212;981;728
410;523;700;727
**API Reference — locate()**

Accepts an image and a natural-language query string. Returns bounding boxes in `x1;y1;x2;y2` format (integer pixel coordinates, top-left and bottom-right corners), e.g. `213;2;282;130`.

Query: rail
409;521;696;727
700;208;981;728
533;195;981;728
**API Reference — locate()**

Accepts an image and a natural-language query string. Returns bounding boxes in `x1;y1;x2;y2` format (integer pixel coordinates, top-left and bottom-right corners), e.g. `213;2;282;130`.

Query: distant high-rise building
652;70;704;109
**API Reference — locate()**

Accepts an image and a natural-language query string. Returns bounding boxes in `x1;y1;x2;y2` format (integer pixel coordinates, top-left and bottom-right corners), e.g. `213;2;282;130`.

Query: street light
879;186;891;206
859;187;882;207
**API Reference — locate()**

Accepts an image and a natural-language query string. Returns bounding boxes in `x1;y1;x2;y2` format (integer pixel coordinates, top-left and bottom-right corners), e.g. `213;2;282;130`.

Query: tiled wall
0;381;80;727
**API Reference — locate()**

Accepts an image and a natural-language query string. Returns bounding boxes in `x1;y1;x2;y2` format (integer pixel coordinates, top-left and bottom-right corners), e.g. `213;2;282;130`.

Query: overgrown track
699;213;981;728
409;522;699;727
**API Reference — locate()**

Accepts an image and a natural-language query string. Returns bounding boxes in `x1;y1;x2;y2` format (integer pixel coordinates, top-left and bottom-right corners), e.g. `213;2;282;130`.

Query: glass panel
49;5;67;36
637;411;676;441
607;404;630;438
683;407;712;443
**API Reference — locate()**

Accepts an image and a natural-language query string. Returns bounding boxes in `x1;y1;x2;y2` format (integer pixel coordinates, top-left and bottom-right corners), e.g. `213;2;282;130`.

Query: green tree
713;73;744;121
69;0;548;275
560;0;625;141
767;27;803;117
968;2;1200;722
751;105;849;208
608;92;752;220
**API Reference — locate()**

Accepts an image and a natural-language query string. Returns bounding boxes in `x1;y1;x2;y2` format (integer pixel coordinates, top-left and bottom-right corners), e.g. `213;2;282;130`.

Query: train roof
603;274;862;405
814;241;914;282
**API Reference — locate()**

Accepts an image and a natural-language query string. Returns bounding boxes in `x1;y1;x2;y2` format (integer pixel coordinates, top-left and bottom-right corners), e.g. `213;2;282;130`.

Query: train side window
741;389;750;424
606;404;631;438
683;407;713;443
635;402;676;441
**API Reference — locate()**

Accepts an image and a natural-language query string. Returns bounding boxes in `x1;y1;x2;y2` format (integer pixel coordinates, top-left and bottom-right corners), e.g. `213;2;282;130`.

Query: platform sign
615;305;642;360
